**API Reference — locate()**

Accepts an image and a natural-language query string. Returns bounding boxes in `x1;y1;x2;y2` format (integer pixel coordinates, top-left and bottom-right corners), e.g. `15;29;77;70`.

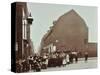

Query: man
69;52;73;63
16;60;22;73
75;52;78;63
42;54;48;69
84;52;88;62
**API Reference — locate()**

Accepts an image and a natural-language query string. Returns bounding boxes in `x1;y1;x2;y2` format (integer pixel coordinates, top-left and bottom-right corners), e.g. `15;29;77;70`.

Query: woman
66;54;70;64
62;56;66;66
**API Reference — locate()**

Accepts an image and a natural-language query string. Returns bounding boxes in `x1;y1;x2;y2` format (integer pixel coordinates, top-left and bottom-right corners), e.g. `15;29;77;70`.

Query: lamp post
26;12;34;57
27;13;33;25
27;13;33;41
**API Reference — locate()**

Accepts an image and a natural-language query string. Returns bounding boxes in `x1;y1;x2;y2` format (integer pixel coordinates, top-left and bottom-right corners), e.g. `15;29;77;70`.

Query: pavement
41;57;97;72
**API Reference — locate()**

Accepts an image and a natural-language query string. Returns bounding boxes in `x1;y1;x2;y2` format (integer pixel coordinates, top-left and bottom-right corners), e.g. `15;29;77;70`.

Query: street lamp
27;13;33;25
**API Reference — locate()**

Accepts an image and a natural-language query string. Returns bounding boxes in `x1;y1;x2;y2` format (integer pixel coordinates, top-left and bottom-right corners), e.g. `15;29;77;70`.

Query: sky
27;2;97;53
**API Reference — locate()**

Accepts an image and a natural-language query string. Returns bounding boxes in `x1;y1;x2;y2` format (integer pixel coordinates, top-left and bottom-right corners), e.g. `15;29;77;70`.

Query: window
16;42;18;51
22;8;27;39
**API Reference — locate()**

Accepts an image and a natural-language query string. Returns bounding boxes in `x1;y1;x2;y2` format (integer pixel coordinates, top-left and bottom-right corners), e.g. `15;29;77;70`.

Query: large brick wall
40;9;97;57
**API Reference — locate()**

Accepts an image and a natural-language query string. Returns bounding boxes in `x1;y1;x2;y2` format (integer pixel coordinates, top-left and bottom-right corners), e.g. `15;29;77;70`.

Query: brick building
40;9;97;57
15;2;34;60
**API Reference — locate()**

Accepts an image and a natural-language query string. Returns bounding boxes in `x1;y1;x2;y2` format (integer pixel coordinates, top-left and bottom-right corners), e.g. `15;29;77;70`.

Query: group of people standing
16;54;49;72
49;51;79;67
49;51;88;67
16;51;88;73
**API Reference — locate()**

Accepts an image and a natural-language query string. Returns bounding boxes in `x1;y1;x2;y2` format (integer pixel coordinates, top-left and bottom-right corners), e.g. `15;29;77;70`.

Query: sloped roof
56;9;88;28
41;9;88;43
58;9;82;20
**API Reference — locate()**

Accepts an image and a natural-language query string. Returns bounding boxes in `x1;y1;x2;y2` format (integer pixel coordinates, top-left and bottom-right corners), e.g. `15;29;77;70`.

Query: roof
42;9;88;42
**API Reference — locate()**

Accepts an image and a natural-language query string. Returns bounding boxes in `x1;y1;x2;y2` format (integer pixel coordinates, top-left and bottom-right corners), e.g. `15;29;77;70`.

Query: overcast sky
27;2;97;53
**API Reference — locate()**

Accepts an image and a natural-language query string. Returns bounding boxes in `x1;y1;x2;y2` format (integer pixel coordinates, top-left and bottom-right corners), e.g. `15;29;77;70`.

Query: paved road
41;57;97;72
